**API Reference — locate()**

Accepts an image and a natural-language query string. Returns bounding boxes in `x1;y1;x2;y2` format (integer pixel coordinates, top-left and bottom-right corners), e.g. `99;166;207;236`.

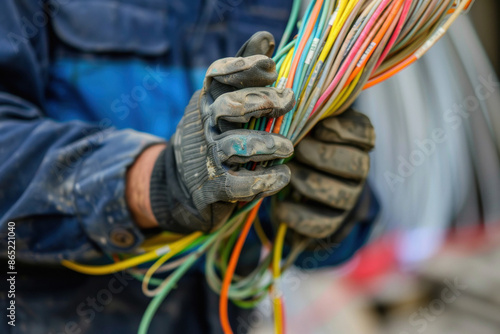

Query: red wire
344;0;404;88
373;0;413;72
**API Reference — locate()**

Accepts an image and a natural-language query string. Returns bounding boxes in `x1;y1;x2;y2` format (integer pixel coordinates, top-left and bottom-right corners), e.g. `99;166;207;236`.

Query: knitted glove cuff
149;144;208;233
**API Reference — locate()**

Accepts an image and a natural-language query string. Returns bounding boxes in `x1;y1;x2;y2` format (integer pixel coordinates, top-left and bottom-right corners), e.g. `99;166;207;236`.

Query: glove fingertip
237;31;276;58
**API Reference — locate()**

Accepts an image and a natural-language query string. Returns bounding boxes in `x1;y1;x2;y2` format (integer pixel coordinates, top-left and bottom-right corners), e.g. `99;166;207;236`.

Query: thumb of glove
207;31;276;110
236;31;275;57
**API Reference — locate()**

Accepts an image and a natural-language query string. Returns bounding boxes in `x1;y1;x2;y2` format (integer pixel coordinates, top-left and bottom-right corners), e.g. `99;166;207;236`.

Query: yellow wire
317;0;358;63
140;231;186;251
248;117;257;130
272;223;287;334
141;232;202;296
61;232;203;275
323;70;363;118
277;48;295;85
273;224;287;278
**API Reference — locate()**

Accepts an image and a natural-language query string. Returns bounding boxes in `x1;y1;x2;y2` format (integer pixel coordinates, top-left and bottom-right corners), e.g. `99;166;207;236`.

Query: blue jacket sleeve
0;1;165;263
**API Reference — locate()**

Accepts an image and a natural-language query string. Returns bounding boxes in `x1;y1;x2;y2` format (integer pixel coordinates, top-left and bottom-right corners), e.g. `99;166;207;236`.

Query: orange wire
219;202;263;334
286;0;324;89
273;0;324;134
344;0;405;87
363;55;417;89
272;116;285;134
364;0;472;89
448;0;474;14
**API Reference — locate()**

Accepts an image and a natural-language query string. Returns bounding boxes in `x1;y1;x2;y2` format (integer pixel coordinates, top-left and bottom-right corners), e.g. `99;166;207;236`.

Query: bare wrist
126;144;166;229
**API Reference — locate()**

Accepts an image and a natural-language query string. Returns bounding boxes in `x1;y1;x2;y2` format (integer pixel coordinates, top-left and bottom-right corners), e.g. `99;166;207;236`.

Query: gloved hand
150;32;295;233
273;108;375;239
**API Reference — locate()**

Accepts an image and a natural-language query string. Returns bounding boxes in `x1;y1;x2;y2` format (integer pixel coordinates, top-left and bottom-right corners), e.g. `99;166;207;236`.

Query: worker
0;1;378;333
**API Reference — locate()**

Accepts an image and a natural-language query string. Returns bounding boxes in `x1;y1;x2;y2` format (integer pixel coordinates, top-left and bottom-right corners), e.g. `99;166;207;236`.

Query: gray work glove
150;32;295;233
273;108;375;239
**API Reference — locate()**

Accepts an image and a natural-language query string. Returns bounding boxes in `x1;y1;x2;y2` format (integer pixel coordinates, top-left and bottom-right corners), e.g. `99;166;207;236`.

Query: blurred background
248;3;500;333
470;0;499;76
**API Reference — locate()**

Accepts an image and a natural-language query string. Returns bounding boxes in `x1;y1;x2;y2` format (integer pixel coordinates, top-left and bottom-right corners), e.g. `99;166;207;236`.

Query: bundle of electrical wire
60;1;475;333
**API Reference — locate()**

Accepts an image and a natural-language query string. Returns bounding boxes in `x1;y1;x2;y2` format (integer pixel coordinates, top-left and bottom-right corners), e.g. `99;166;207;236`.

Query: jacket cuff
74;129;164;253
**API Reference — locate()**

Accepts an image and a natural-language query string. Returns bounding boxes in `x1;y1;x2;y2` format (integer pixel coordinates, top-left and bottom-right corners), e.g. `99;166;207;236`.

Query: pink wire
312;0;392;115
373;0;413;71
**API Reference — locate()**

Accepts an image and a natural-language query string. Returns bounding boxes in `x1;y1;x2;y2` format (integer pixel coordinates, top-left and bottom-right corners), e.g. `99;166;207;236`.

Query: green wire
219;224;241;274
138;248;201;334
276;0;302;51
293;0;331;101
205;237;272;300
278;0;315;137
254;117;262;131
207;237;271;291
104;254;165;287
138;201;259;334
272;39;297;63
232;293;268;309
